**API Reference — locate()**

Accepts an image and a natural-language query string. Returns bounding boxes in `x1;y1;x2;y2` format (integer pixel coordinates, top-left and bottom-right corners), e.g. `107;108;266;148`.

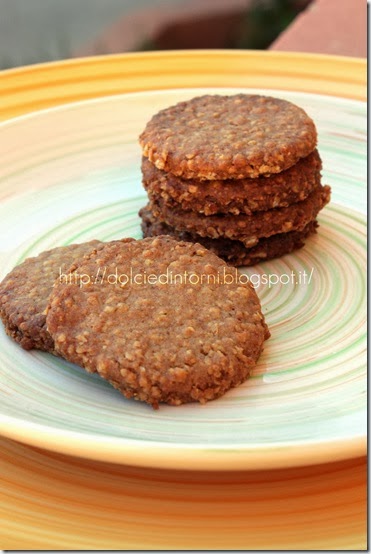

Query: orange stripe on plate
0;51;366;122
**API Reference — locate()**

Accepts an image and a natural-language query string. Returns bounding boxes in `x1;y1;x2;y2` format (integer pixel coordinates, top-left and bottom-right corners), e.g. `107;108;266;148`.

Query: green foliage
232;0;301;49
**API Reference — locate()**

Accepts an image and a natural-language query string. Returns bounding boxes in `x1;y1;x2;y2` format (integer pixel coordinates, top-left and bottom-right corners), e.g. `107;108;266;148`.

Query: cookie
142;150;322;215
46;237;269;408
0;240;104;353
140;206;319;267
148;185;331;247
139;94;317;180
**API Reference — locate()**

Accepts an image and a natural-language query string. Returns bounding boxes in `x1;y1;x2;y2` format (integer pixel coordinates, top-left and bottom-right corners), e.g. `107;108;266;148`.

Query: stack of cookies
139;94;331;266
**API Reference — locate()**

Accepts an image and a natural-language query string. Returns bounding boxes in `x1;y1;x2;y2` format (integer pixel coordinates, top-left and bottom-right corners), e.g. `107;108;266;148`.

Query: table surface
0;50;367;550
270;0;366;58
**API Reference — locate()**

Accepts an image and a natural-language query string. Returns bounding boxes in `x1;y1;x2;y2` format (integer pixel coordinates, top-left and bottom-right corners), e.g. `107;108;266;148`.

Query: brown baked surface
139;94;317;180
142;150;322;216
0;240;104;353
46;237;269;408
149;185;331;247
140;206;319;267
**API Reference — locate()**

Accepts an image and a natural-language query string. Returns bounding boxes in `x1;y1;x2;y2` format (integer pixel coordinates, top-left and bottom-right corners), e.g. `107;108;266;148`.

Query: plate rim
0;50;366;124
0;84;366;132
0;412;366;470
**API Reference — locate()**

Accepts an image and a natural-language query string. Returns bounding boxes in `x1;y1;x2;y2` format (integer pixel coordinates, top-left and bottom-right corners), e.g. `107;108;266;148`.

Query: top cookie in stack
139;94;331;266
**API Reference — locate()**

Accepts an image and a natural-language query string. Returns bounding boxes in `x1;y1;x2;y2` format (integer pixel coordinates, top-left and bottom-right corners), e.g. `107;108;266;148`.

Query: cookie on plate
0;240;104;353
46;236;270;408
139;94;317;180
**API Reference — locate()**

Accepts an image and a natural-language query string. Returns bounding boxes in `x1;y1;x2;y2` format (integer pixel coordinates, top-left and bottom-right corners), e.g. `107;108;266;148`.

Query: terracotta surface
270;0;367;57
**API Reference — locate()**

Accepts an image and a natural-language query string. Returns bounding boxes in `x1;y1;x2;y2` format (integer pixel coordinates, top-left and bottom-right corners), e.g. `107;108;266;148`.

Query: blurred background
0;0;366;70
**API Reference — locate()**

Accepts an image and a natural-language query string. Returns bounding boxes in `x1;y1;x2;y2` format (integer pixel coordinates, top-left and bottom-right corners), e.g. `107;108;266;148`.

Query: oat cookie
140;206;318;267
46;237;269;408
142;150;322;215
149;185;331;248
139;94;317;180
0;240;104;353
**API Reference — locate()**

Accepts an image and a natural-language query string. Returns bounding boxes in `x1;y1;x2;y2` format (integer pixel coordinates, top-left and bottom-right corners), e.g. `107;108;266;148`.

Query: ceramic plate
0;70;366;471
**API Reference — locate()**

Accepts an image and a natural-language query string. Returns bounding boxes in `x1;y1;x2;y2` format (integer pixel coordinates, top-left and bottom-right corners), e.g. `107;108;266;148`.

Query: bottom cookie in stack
140;206;319;267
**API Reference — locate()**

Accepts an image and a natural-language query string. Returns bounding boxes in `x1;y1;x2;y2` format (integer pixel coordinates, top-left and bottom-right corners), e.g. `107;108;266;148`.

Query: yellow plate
0;436;366;550
0;51;367;550
1;50;365;123
0;86;367;470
